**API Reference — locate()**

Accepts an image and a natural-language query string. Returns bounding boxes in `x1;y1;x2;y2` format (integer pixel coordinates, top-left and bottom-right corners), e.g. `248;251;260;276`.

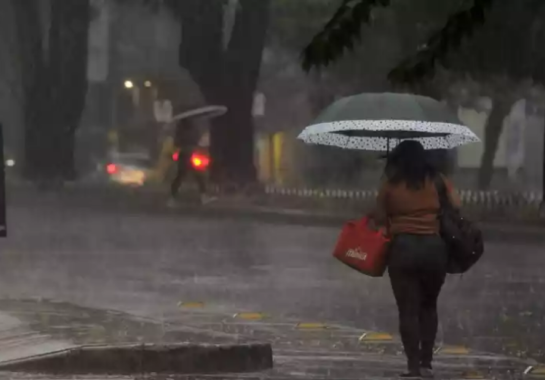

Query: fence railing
261;185;545;222
264;186;542;205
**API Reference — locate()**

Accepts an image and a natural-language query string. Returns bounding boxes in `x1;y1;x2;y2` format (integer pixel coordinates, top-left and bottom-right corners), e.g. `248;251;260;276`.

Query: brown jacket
376;176;461;236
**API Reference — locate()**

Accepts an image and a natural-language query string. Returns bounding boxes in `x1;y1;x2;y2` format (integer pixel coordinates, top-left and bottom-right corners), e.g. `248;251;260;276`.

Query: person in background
168;119;215;207
373;140;461;378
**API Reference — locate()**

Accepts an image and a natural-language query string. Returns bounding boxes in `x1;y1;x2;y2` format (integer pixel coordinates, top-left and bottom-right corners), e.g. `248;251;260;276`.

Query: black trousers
388;234;448;371
170;152;206;198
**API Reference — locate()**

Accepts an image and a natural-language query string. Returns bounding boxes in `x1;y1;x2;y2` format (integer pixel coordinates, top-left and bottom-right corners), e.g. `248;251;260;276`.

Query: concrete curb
0;342;273;375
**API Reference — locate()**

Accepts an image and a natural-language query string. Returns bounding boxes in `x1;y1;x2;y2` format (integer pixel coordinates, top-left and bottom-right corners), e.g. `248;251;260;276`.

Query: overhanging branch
388;0;495;84
301;0;391;72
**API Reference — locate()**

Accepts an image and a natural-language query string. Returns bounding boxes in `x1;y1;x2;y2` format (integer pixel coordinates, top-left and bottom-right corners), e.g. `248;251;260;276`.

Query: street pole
0;123;6;238
107;1;119;154
541;111;545;216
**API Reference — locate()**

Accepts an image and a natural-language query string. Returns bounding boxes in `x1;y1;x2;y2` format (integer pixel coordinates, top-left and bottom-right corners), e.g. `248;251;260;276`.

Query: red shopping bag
332;217;390;277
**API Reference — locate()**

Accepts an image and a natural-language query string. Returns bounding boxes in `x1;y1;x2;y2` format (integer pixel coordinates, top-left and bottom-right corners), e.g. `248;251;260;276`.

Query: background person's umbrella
163;105;228;131
298;92;480;151
155;105;228;178
159;105;228;146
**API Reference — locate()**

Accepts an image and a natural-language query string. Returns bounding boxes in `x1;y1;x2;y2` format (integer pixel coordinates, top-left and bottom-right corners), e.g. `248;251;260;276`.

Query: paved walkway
1;189;545;378
0;299;541;379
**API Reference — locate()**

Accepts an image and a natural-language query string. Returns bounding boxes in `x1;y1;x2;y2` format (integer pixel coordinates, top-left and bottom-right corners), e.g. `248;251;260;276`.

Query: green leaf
388;0;497;84
301;0;391;72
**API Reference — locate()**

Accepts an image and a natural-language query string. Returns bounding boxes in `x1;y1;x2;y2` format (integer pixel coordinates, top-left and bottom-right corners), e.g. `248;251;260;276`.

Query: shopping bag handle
358;216;388;238
361;216;380;230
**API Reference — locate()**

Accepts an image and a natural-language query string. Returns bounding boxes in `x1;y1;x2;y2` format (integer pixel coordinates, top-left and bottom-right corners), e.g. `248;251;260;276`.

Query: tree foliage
302;0;545;189
301;0;392;72
388;0;495;83
445;1;545;84
269;0;338;50
302;0;497;82
302;0;545;84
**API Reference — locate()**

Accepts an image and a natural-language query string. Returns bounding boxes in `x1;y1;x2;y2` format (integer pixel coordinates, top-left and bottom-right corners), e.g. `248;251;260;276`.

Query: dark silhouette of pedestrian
373;140;461;378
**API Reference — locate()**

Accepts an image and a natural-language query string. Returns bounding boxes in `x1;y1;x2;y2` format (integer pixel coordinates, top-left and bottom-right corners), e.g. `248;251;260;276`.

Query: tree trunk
13;0;90;182
51;0;91;180
178;0;270;185
12;0;50;180
540;110;545;218
178;0;224;101
212;0;271;184
178;1;227;182
478;97;514;189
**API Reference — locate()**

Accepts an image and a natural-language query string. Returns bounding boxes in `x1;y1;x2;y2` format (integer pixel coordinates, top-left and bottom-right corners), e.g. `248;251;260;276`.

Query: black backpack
434;177;485;274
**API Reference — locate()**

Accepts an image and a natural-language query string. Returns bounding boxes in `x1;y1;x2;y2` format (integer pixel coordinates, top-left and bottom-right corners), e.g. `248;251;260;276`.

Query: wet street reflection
0;195;543;378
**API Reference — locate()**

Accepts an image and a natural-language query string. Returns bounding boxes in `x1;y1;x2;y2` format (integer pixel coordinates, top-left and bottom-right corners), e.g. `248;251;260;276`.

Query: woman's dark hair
385;140;436;190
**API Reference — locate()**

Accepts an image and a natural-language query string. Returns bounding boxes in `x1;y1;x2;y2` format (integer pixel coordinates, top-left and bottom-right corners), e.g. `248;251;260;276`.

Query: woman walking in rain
373;140;461;378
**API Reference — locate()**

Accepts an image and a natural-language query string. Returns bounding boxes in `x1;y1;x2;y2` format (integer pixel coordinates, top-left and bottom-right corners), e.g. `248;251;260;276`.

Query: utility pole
0;123;6;238
539;104;545;218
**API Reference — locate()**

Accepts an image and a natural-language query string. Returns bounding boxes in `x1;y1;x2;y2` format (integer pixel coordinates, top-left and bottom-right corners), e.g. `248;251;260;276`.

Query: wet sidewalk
0;299;269;377
168;302;543;379
0;298;239;346
0;299;543;379
3;195;545;379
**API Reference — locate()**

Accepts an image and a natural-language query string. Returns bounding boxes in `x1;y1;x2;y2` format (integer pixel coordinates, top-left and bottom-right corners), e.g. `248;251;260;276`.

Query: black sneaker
420;367;434;379
200;194;217;205
167;198;180;208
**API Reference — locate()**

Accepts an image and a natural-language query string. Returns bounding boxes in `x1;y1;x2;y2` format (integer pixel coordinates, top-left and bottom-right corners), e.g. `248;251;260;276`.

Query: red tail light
172;151;179;161
191;153;210;171
106;163;117;175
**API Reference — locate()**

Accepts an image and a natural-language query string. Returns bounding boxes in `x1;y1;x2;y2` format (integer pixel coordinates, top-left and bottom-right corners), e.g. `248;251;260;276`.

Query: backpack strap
433;175;451;211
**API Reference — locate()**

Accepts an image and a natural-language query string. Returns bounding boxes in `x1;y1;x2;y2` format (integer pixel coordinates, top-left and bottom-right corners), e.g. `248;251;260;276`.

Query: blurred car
104;153;153;187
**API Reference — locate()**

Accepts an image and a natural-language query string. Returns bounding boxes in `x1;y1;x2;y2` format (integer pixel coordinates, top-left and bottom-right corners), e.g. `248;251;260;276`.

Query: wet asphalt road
0;189;544;378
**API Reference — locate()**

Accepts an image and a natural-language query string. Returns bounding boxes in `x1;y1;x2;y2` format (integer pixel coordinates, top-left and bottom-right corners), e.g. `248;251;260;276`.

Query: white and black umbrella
298;92;480;151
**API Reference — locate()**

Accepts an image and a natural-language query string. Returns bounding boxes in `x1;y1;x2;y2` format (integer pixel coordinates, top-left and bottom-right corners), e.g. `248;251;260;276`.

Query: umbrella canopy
164;105;228;130
161;105;227;137
158;105;228;148
298;92;480;151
